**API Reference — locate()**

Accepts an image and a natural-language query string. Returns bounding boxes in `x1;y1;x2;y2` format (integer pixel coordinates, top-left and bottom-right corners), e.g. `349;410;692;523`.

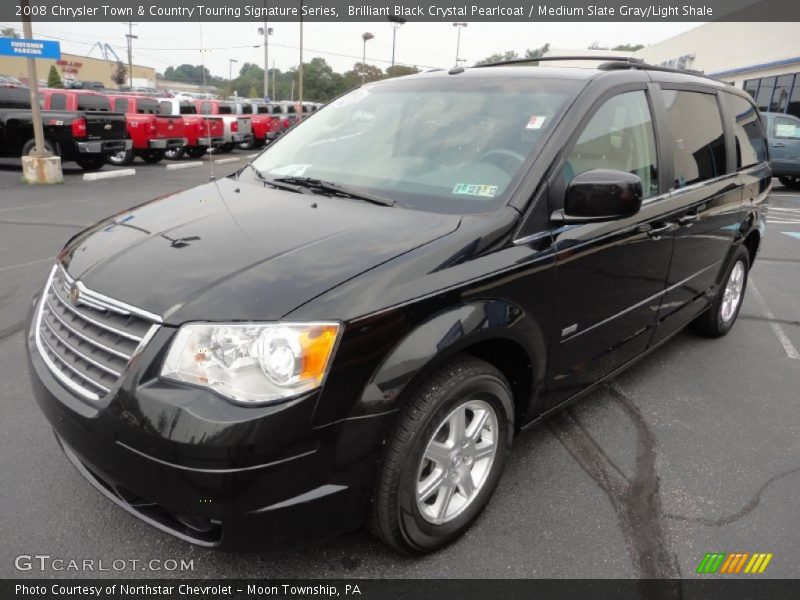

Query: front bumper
149;137;187;150
26;314;389;549
76;139;132;154
197;136;225;147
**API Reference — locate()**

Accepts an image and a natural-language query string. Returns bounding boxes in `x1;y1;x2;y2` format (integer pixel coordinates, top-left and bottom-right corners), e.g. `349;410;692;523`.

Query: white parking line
247;153;259;159
213;157;241;165
749;281;800;360
166;162;203;170
82;169;136;181
0;257;52;273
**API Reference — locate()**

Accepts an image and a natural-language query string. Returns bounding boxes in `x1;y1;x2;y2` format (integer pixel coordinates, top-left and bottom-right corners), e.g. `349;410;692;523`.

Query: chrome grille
35;265;161;401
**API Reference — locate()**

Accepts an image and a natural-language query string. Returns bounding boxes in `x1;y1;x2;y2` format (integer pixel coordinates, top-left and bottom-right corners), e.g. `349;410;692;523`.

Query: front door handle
678;214;699;226
646;223;677;238
772;142;785;148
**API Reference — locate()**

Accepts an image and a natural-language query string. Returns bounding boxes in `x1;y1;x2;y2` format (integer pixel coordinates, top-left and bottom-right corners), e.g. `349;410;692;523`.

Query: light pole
453;22;467;67
298;3;304;120
388;16;405;71
229;58;238;82
258;23;273;100
125;21;138;88
361;31;374;84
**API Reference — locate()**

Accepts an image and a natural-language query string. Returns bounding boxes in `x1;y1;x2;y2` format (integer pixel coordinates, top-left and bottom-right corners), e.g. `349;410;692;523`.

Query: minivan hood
61;176;461;324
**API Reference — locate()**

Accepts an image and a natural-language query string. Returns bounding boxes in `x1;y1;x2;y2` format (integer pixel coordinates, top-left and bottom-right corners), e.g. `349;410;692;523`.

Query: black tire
139;150;165;164
21;138;57;157
691;245;750;337
75;154;106;172
107;149;134;166
185;147;207;159
778;175;800;189
220;143;234;153
164;147;185;160
368;355;514;554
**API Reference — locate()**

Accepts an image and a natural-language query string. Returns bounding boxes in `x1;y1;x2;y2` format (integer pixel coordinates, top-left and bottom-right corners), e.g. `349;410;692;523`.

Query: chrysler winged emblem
68;284;80;304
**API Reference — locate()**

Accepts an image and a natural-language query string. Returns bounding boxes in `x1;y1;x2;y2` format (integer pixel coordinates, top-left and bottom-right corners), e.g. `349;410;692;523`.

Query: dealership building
546;22;800;119
0;51;155;88
635;22;800;118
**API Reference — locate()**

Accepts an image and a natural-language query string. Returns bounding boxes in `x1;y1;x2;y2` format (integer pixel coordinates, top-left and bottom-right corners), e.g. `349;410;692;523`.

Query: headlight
161;322;340;404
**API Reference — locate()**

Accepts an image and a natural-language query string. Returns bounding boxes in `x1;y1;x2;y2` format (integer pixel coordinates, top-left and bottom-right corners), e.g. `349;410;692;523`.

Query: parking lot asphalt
1;157;798;579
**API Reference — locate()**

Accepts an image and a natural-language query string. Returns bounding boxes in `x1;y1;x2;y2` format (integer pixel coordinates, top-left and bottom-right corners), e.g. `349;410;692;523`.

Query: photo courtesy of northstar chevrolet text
1;0;799;596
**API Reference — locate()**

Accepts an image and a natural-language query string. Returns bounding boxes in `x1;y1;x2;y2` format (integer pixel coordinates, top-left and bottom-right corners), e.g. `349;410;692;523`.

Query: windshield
250;75;581;213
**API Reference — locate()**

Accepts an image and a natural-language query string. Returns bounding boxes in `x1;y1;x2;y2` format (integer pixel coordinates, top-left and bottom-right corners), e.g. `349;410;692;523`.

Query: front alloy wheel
416;400;499;525
369;355;513;554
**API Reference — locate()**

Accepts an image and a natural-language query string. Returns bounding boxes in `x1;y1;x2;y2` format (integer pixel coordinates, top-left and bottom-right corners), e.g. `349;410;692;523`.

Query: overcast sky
0;20;704;77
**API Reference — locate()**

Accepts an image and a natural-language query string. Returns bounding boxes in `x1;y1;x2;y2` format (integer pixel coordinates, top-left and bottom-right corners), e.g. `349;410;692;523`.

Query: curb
82;169;136;181
166;162;204;170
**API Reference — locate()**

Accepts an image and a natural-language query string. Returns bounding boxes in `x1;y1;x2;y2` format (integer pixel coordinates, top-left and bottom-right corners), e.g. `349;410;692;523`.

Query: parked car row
0;82;322;168
0;86;129;171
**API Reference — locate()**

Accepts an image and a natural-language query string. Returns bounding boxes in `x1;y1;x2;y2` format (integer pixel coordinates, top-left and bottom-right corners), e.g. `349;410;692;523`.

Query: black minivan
27;59;770;554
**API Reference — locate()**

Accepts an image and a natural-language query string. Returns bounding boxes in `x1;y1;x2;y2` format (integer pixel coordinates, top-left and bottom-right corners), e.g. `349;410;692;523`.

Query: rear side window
137;100;159;114
662;90;727;187
774;116;800;139
50;93;67;110
564;90;659;198
77;95;111;112
240;104;253;114
114;98;129;113
179;103;197;115
218;105;232;114
727;94;768;169
0;87;31;109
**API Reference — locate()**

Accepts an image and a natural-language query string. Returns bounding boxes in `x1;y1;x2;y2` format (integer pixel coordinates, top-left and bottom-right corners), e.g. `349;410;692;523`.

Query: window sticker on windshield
525;115;546;130
452;183;499;198
271;164;311;177
331;86;371;108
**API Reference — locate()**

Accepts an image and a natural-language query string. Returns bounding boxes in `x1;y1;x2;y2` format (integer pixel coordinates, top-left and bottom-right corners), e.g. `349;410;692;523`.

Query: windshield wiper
272;176;396;207
244;164;309;194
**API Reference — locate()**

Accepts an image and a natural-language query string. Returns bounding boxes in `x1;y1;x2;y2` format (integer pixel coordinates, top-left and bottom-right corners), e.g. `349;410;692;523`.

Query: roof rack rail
596;60;708;78
473;55;646;68
474;54;716;82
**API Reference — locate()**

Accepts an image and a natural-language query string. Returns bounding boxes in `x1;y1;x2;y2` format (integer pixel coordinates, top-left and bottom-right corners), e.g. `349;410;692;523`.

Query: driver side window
564;90;659;199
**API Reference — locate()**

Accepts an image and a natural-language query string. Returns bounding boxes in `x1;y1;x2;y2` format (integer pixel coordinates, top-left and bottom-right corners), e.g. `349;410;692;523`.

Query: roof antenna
198;20;216;182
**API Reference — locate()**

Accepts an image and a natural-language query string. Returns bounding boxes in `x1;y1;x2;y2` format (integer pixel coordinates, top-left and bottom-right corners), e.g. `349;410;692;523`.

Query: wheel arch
357;299;547;430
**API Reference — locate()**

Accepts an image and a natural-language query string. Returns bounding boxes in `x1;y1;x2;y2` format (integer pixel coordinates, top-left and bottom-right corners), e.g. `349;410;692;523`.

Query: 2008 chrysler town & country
27;59;771;554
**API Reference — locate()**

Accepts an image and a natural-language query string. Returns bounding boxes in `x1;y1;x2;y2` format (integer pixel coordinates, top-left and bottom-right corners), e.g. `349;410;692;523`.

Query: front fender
356;299;547;425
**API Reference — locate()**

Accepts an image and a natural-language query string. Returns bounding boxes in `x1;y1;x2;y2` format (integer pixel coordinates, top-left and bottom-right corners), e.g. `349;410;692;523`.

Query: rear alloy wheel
164;147;185;160
778;175;800;189
21;138;57;158
691;245;749;337
107;148;134;166
369;355;513;554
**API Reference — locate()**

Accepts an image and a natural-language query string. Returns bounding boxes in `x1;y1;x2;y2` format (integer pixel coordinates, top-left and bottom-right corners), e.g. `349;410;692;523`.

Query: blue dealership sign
0;37;61;60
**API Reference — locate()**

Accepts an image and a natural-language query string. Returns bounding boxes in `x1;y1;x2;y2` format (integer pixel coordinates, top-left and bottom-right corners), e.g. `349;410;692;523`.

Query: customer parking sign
0;37;61;60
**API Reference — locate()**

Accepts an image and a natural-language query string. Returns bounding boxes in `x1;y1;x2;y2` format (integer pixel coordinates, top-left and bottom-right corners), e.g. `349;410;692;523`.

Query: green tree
110;62;127;87
297;58;344;102
46;65;63;88
1;26;20;39
474;50;519;66
612;43;645;52
385;65;420;78
342;62;384;90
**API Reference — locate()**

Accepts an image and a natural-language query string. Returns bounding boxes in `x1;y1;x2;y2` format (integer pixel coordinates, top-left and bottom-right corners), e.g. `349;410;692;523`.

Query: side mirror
553;169;643;224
